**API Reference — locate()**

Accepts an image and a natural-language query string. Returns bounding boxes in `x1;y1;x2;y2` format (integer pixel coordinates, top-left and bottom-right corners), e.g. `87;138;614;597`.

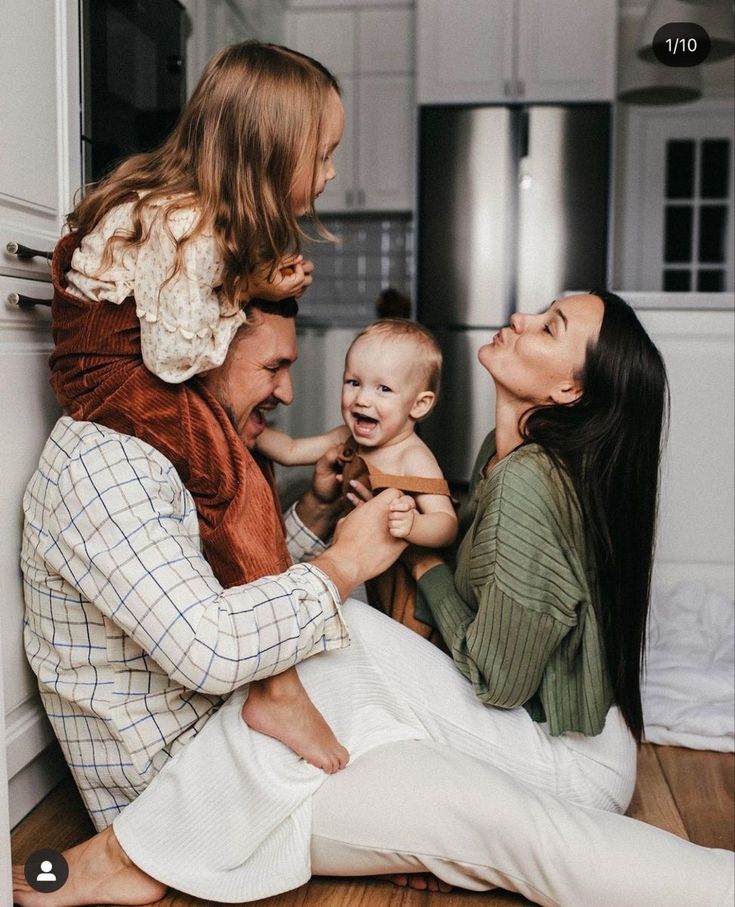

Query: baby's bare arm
256;424;349;466
388;493;457;547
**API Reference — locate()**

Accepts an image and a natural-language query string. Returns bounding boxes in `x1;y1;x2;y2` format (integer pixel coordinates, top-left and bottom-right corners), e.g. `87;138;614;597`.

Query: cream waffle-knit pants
114;598;734;906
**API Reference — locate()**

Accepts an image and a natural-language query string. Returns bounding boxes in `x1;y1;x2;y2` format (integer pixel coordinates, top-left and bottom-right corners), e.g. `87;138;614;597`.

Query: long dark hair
522;291;668;742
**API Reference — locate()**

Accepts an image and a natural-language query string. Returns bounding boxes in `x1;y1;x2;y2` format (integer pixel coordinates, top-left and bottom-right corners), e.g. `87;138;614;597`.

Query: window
663;138;730;292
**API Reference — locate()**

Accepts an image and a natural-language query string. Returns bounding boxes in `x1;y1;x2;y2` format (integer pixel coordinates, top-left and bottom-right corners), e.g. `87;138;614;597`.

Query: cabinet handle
6;241;53;261
516;79;525;97
504;79;513;98
357;189;365;207
6;292;52;309
346;189;354;207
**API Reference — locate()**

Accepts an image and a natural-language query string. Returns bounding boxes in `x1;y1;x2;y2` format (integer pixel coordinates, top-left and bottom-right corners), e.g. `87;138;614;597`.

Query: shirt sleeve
134;206;246;383
284;502;330;563
48;435;349;696
417;454;581;709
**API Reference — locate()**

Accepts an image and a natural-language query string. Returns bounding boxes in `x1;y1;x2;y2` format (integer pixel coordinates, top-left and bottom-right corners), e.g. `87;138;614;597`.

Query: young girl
48;43;348;770
241;319;457;772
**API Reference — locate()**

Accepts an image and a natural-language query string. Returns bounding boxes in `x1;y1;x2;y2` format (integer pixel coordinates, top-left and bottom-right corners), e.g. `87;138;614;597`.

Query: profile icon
37;859;57;881
24;848;68;893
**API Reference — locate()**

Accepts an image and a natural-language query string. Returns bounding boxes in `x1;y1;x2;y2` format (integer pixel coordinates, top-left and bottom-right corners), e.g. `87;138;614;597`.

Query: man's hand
313;489;406;600
295;445;345;541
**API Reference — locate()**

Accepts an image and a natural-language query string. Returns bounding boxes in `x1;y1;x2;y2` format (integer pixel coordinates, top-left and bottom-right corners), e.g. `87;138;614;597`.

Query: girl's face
478;294;604;408
341;335;434;449
291;88;344;215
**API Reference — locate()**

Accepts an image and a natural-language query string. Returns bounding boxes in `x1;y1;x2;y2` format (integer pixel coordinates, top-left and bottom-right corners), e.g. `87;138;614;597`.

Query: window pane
666;141;695;199
697;269;725;292
664;206;693;262
699;206;727;262
701;140;730;199
663;269;691;291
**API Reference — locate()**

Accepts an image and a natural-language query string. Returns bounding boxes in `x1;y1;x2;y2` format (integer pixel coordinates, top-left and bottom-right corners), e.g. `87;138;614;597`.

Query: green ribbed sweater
417;431;613;736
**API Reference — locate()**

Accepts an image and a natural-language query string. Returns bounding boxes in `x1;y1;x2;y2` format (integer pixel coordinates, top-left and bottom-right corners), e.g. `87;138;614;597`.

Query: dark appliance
81;0;186;181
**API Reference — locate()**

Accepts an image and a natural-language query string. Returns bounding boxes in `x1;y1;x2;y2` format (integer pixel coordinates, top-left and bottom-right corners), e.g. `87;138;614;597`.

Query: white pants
114;599;734;905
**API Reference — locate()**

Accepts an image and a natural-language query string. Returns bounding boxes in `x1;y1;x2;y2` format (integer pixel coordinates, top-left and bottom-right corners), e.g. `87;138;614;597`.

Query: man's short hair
243;297;299;321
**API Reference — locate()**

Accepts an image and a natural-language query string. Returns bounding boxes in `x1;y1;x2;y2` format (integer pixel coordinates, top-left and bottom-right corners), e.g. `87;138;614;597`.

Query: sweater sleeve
418;451;582;709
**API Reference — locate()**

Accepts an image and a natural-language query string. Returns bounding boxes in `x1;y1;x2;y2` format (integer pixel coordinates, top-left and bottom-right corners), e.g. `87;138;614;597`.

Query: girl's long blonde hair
69;42;340;305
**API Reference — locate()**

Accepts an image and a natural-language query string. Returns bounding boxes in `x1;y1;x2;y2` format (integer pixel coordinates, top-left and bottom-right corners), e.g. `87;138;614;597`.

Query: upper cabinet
285;3;415;212
417;0;617;104
0;0;81;282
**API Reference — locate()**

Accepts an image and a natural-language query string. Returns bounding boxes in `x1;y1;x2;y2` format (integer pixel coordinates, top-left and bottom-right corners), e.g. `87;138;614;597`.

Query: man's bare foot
12;825;167;907
242;668;349;773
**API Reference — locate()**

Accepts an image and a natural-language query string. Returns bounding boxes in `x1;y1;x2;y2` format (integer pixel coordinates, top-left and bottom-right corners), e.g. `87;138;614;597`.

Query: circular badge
24;848;69;893
652;23;711;67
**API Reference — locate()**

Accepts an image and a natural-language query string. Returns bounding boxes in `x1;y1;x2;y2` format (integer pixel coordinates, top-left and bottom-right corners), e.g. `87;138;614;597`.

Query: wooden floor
11;744;734;906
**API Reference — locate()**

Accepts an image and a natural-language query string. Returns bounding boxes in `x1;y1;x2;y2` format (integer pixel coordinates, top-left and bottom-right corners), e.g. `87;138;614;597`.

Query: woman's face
291;88;344;215
478;294;604;407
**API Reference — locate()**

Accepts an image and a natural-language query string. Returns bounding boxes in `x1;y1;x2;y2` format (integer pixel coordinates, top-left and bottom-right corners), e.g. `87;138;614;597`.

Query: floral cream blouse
66;197;247;383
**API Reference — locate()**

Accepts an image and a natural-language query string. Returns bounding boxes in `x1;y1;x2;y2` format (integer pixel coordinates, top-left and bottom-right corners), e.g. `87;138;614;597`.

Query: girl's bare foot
12;825;167;907
242;668;349;773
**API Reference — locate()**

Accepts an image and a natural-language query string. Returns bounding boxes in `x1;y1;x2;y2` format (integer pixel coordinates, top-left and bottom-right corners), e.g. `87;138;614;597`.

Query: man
14;302;733;907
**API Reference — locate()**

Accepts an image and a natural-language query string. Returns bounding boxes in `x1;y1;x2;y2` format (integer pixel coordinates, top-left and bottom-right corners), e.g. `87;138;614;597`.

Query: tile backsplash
299;213;413;325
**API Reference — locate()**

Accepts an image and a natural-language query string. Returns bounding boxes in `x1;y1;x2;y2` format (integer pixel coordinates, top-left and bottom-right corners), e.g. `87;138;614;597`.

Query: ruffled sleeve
135;205;247;383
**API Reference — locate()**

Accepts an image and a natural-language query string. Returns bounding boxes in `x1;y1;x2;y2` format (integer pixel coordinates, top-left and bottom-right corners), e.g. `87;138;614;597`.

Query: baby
257;317;457;552
243;319;457;772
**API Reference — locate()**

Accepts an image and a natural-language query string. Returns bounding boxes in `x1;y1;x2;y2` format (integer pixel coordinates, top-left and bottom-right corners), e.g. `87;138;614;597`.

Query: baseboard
9;742;67;830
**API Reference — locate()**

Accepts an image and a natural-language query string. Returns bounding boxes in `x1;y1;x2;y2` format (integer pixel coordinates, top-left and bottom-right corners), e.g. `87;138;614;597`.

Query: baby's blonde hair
349;318;443;401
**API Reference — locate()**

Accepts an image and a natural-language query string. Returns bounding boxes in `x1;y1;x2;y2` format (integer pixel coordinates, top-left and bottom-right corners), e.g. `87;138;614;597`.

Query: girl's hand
387;494;416;539
245;255;315;302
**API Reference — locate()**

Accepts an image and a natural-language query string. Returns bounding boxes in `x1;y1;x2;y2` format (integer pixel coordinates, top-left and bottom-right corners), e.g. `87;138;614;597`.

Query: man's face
201;312;297;448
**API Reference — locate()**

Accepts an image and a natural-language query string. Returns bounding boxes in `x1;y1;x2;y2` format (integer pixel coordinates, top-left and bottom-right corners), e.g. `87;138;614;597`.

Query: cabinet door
358;75;414;211
416;0;514;103
284;8;355;76
0;0;80;282
518;0;617;101
358;6;414;75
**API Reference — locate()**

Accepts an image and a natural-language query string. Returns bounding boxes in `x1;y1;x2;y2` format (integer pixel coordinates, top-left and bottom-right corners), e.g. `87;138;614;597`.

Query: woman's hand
401;543;445;582
243;255;315;302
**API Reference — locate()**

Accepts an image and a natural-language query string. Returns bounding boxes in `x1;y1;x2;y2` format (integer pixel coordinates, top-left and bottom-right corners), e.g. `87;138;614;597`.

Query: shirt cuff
284;502;329;563
287;561;349;651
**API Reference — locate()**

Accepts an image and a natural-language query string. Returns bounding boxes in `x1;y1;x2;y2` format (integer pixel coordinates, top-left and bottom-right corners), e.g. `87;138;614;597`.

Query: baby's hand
245;255;315;302
388;495;416;539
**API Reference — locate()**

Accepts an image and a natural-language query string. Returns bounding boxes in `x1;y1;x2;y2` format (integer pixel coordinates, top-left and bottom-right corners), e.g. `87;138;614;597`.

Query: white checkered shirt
22;417;349;830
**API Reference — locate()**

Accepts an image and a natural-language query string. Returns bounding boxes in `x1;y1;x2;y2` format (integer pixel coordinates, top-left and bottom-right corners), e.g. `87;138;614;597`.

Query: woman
407;289;664;782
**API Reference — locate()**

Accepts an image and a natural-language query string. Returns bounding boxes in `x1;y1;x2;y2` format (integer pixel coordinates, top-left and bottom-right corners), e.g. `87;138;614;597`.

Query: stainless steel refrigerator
417;104;611;484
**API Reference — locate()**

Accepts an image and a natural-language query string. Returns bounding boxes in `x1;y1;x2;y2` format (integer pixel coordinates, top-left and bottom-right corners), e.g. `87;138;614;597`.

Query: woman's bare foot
12;825;167;907
380;873;454;892
242;668;349;773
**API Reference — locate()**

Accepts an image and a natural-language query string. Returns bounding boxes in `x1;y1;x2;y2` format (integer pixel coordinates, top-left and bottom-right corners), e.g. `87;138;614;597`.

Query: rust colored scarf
49;232;290;588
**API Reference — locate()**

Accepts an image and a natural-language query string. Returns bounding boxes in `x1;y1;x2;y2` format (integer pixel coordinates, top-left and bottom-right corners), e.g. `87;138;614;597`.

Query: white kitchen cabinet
0;1;77;886
417;0;617;103
182;0;286;94
0;0;81;282
285;4;415;211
